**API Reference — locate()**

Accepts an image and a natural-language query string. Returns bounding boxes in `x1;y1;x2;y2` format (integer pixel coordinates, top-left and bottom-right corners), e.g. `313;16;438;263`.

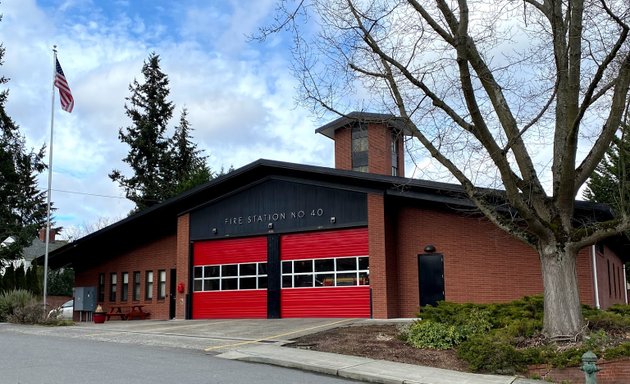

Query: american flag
54;58;74;113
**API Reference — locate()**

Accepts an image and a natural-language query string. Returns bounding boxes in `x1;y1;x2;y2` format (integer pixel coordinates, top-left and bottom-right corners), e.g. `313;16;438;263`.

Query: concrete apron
2;318;360;354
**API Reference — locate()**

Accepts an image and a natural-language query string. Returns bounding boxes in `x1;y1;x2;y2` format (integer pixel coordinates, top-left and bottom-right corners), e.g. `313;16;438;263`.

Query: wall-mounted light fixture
330;217;336;224
424;244;436;253
212;228;218;235
268;223;273;229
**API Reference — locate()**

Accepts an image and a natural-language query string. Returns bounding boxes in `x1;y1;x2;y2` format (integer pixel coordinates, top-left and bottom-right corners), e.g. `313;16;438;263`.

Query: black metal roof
35;158;625;268
315;111;414;139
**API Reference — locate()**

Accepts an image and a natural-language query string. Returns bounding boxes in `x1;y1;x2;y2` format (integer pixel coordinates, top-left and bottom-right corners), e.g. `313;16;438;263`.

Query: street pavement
1;319;543;384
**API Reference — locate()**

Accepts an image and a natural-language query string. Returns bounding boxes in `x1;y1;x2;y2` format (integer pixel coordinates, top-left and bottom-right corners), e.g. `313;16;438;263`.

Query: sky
0;0;336;239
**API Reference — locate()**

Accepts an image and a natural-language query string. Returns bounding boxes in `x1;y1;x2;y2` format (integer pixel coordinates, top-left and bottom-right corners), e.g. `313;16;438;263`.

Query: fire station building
42;112;629;320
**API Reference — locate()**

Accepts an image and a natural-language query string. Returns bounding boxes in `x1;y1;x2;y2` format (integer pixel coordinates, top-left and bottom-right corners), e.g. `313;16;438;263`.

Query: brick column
368;193;395;318
175;213;190;319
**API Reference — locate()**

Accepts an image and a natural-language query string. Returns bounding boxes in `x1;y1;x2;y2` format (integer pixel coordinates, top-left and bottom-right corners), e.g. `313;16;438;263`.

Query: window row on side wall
97;270;167;302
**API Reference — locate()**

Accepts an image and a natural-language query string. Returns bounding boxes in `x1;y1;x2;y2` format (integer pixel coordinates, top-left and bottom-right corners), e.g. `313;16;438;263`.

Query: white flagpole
43;46;57;309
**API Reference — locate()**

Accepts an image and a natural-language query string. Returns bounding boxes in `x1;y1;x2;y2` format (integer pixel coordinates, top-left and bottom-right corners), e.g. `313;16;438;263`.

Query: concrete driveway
1;318;362;354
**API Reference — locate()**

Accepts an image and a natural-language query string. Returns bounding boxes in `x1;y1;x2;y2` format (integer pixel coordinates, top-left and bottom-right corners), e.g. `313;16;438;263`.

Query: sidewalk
217;344;542;384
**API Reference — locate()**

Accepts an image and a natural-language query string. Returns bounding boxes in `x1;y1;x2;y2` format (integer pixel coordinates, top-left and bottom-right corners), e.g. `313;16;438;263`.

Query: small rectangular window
133;271;141;301
240;263;257;276
294;260;313;273
222;264;238;277
337;257;357;271
146;271;154;300
121;272;129;302
98;273;105;302
109;273;117;302
158;270;166;300
352;124;368;172
391;130;399;176
222;278;238;290
206;265;220;277
315;259;334;272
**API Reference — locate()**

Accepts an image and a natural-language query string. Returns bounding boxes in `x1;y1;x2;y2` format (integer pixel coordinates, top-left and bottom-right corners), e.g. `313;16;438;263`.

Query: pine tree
25;264;41;295
110;52;174;212
584;118;630;213
3;264;15;290
0;28;48;265
166;108;212;196
584;115;630;279
14;264;25;290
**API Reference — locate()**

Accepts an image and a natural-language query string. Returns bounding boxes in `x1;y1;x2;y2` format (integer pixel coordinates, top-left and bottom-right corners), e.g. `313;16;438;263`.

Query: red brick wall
334;126;352;171
528;358;630;384
393;205;611;317
595;245;627;309
74;235;177;320
367;123;391;175
176;214;190;319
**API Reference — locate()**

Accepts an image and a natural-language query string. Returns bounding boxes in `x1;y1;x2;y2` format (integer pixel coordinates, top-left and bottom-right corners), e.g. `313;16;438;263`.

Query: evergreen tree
583;121;630;214
110;52;174;212
14;264;25;290
0;27;48;265
25;264;41;296
3;264;15;290
47;268;74;296
166;108;212;196
584;115;630;279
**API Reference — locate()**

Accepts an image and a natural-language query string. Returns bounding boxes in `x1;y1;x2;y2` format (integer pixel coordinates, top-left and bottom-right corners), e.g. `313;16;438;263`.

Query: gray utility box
74;287;97;311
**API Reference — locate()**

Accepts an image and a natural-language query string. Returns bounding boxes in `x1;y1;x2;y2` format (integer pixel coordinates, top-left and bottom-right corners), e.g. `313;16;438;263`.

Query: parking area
0;318;362;354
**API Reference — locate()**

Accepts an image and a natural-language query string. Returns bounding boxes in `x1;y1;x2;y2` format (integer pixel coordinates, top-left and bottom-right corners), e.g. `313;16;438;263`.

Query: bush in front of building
0;289;33;321
0;289;73;326
404;306;493;349
7;301;47;324
404;297;630;375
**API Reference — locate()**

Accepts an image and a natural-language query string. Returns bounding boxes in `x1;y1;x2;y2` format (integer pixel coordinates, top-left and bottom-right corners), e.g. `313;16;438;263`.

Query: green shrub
418;296;544;329
405;320;465;349
484;295;544;327
607;304;630;317
412;298;630;374
7;302;46;324
548;347;588;368
457;333;527;374
502;318;543;340
405;307;493;349
585;310;630;334
0;289;34;321
603;342;630;360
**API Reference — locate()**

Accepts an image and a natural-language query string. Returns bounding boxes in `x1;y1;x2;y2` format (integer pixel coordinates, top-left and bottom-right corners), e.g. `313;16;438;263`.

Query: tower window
391;130;399;176
352;124;368;172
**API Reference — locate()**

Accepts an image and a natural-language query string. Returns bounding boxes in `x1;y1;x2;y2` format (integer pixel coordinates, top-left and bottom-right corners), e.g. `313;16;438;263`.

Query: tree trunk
539;245;584;340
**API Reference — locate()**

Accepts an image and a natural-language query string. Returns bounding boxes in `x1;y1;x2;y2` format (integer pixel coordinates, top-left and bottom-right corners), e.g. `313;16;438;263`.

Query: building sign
189;179;367;239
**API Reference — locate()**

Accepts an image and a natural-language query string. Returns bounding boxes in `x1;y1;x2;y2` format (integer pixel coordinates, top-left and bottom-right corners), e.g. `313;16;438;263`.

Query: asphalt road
0;328;357;384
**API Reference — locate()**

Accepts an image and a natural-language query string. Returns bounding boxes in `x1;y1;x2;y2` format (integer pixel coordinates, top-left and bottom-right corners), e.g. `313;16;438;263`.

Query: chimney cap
315;111;412;139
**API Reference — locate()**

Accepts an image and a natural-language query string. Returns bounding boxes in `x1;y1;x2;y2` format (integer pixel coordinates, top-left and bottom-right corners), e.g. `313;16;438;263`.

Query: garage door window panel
282;256;369;288
315;259;334;272
193;262;268;292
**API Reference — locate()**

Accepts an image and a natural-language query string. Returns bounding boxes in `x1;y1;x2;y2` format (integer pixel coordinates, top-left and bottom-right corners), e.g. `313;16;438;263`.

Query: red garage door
280;228;371;318
192;237;268;319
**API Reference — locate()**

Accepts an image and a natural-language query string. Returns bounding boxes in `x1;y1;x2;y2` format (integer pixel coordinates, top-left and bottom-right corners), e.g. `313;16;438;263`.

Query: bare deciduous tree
261;0;630;340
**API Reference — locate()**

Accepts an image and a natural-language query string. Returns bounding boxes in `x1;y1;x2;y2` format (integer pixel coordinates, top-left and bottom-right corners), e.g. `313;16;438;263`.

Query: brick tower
316;112;407;176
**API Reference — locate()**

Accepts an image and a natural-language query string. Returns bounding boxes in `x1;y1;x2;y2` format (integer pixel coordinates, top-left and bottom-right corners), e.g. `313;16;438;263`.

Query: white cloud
1;0;329;239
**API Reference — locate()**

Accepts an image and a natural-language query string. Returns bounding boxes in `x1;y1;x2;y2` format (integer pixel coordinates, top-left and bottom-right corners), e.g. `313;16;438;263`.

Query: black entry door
418;254;445;307
169;268;177;319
